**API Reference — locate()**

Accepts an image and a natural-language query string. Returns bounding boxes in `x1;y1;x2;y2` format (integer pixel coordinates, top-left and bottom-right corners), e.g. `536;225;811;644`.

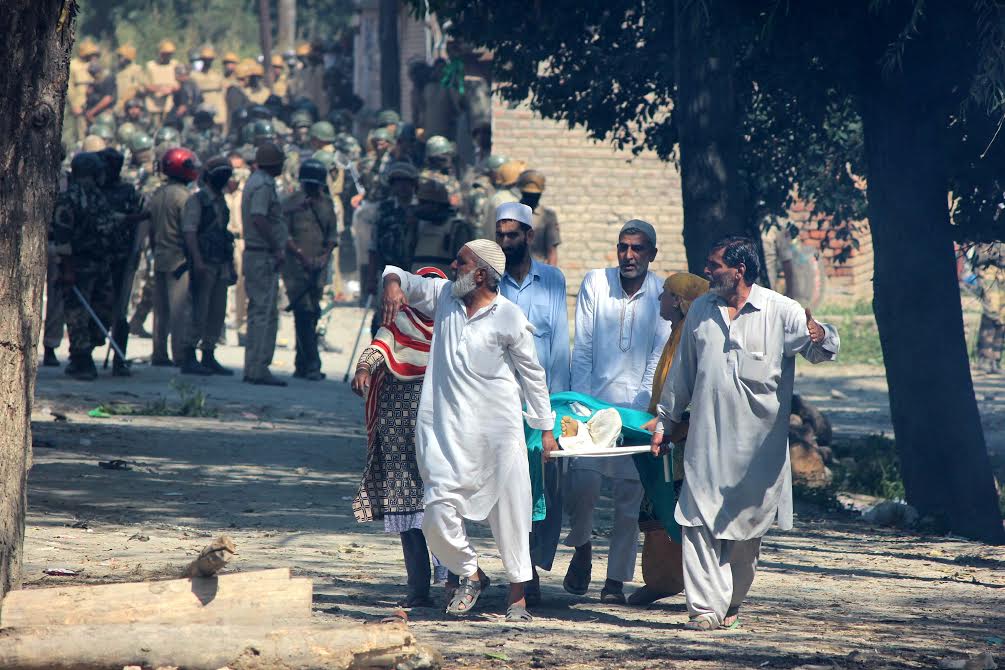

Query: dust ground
24;305;1005;669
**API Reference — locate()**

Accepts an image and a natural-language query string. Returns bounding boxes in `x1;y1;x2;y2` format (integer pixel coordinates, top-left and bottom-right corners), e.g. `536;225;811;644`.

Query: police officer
115;45;146;119
149;147;200;366
420;135;462;209
192;46;227;128
145;40;180;126
517;169;562;267
410;179;473;276
483;159;526;237
184;107;226;161
69;40;100;142
52;153;116;380
368;162;419;335
98;148;149;376
282;159;337;380
241;142;288;386
122;98;152;134
182;157;236;375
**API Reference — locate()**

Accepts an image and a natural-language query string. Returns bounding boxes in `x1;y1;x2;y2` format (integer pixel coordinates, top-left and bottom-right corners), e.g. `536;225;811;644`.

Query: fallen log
1;568;311;628
0;623;440;670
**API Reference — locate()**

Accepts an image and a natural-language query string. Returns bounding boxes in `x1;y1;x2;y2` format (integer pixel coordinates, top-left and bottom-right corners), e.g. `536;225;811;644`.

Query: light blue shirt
501;259;571;393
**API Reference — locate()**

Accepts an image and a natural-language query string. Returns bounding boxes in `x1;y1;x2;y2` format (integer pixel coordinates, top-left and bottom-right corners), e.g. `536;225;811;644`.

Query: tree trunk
0;0;74;596
859;13;1005;543
258;0;274;88
379;0;401;112
276;0;296;55
674;0;750;274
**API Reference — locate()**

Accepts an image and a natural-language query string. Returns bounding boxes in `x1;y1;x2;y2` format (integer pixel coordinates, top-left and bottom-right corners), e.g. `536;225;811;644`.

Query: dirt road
23;306;1005;669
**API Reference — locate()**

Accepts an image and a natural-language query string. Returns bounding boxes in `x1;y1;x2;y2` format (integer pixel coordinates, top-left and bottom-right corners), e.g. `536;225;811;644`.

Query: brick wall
790;200;874;304
490;97;687;300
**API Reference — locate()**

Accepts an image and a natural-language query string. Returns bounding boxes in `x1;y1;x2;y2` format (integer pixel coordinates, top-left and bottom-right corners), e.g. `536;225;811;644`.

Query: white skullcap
464;239;507;277
495;201;533;228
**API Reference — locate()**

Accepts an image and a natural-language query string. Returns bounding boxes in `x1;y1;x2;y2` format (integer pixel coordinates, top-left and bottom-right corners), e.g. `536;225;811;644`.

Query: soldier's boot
201;349;234;376
43;347;60;367
129;317;152;338
179;348;213;376
65;353;98;381
112;320;131;376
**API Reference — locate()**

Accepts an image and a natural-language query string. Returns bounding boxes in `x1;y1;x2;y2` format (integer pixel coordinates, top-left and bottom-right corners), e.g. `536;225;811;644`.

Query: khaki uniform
530;206;562;264
181;187;232;352
241;169;287;381
226;179;247;338
144;59;178;122
245;84;271;105
271;72;289;99
115;62;146;116
282;190;337;376
67;58;93;140
148;181;191;363
192;69;227;127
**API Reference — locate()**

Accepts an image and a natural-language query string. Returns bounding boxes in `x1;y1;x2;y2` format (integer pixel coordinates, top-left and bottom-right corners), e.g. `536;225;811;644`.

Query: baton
342;294;373;383
72;285;127;361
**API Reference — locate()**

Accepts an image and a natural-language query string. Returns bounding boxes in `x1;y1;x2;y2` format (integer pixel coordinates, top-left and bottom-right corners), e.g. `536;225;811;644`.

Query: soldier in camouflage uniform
282;159;338;380
368;161;419;335
409;178;473;276
419;135;462;210
126;133;161;338
464;153;506;234
98;148;150;376
281;112;318;197
183;108;226;162
122;98;153;136
975;242;1005;374
52;153;117;380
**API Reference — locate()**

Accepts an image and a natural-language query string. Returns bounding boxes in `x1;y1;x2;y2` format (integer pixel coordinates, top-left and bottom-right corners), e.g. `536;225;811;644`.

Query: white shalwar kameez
661;283;839;625
383;266;555;583
566;268;671;582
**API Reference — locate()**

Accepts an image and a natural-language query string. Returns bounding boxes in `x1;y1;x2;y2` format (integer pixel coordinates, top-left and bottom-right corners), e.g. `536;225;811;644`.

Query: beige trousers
188;263;229;351
242;250;279;380
153;270;191;363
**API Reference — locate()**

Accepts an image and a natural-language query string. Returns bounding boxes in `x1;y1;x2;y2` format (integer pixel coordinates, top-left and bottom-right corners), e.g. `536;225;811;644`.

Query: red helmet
161;147;200;182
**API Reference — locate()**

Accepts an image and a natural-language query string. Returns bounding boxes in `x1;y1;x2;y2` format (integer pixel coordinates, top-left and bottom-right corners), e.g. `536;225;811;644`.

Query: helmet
396;122;417;142
517;169;546;194
231;106;250;129
497;159;528;187
370;127;393;144
290;110;313;129
193;106;216;127
116;122;137;144
116;44;137;61
271;54;284;67
311;149;337;171
78;39;100;58
161;147;200;182
255;142;285;167
70;152;105;178
249;62;265;77
385;161;418;182
248;105;273;121
416;179;449;204
203;156;233;184
424;135;454;158
89;123;115;142
485;154;507;172
129;133;154;152
326;108;353;133
158;39;176;54
295;43;311;57
376;109;400;127
335;134;361;159
200;46;216;59
223;52;239;64
309;121;336;144
240;123;256;146
298;159;327;186
97;110;116;126
81;135;107;152
125;97;144;112
251;120;275;141
155;126;181;146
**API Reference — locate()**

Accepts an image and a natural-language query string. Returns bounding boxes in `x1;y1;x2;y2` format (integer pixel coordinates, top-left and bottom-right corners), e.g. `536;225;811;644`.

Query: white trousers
681;524;762;626
563;468;644;583
422;474;533;584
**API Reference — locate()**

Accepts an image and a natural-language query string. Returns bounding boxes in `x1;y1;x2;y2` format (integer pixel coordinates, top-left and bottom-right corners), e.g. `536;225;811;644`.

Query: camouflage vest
102;180;144;260
53;182;116;262
374;197;416;270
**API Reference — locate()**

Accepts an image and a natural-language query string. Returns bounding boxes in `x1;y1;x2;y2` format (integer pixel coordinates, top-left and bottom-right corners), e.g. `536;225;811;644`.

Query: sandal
446;575;488;615
684;613;719;631
505;603;533;623
722;606;740;629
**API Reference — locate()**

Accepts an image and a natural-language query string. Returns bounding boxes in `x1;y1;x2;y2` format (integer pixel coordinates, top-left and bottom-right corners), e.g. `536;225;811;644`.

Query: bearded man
380;239;557;623
656;235;840;630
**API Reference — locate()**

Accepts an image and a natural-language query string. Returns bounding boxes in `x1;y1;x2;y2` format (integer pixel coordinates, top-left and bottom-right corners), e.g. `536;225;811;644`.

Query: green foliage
830;434;906;501
817;311;884;365
95;379;217;418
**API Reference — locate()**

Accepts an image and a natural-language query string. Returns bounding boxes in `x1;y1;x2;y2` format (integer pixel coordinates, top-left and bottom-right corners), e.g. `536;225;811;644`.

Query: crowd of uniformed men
48;37;562;383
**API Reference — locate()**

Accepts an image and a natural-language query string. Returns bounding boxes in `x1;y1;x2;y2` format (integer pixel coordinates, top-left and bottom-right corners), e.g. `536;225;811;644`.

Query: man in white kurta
381;239;557;618
566;220;672;603
657;236;839;630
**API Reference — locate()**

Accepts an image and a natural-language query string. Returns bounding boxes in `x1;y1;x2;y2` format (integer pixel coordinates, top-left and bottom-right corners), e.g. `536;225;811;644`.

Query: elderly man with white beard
380;239;558;623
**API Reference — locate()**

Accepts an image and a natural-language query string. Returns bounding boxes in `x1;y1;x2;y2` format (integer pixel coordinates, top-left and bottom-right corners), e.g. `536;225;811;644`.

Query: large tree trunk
0;0;74;595
674;0;750;273
859;7;1005;543
276;0;296;55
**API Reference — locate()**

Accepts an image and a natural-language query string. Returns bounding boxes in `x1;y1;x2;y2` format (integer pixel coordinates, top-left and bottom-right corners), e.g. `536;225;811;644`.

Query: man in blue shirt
496;201;570;606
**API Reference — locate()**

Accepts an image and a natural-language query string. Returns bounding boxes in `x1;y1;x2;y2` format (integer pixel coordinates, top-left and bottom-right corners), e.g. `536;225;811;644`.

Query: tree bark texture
859;6;1004;543
277;0;297;55
379;0;401;112
0;0;75;595
258;0;274;87
674;0;750;274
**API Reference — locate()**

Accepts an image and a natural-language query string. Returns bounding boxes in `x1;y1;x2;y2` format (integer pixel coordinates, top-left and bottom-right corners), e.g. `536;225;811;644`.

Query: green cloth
525;392;680;541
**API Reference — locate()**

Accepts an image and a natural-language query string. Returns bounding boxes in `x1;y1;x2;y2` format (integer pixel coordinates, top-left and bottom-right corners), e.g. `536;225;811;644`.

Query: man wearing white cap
380;239;557;622
564;219;672;604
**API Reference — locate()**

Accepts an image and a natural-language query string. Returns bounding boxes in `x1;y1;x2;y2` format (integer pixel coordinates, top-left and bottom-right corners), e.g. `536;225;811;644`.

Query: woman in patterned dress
351;267;446;607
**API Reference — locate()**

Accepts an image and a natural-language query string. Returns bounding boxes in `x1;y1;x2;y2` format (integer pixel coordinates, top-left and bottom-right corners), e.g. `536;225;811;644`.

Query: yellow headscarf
648;273;710;415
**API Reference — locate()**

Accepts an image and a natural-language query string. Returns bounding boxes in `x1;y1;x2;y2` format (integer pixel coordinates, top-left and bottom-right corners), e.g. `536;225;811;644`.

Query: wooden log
184;535;237;577
1;569;311;628
0;623;440;670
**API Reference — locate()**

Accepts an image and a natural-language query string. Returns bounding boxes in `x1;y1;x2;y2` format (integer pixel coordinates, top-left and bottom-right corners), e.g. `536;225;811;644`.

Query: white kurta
663;283;840;540
570;268;671;479
383;266;556;521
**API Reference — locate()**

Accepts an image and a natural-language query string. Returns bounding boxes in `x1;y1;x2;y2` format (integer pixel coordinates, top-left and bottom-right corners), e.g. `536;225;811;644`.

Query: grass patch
97;380;218;418
829;433;905;500
817;302;884;365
